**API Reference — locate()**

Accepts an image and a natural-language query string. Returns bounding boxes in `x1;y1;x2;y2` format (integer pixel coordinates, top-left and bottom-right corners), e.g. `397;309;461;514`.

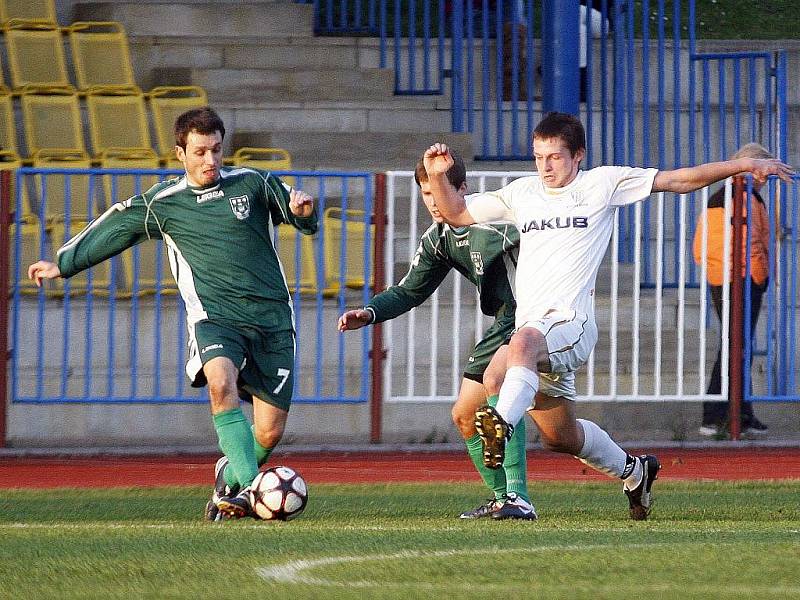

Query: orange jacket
692;187;770;286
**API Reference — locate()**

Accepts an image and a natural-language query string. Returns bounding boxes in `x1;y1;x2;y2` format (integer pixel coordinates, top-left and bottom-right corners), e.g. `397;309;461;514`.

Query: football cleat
459;497;504;519
474;405;514;470
492;492;538;521
624;454;661;521
216;487;255;519
204;456;239;522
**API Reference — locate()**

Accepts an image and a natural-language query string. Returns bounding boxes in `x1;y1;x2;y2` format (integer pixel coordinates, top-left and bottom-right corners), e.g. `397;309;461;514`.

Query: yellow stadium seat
120;238;178;296
323;207;375;292
231;147;294;187
147;86;208;159
0;0;57;28
50;219;123;296
85;88;152;157
67;21;139;93
0;90;21;161
20;88;86;156
31;150;97;222
4;22;72;91
275;224;332;297
99;148;161;204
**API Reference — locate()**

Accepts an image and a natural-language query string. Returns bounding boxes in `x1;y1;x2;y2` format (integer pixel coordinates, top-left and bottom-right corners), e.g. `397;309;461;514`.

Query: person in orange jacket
692;143;772;437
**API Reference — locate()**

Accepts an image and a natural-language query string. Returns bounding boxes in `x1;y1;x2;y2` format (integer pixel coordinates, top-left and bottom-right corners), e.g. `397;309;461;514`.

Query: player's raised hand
27;260;60;287
424;143;454;177
337;309;372;332
289;189;314;218
746;158;795;184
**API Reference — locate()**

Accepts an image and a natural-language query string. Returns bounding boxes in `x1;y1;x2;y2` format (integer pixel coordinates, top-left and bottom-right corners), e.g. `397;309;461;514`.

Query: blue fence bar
11;168;372;406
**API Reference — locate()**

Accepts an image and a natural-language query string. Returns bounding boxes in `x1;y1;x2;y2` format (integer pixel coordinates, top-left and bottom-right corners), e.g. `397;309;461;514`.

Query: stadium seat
0;0;57;28
119;237;178;296
20;88;86;156
0;89;20;160
147;86;208;162
4;22;72;91
85;88;152;158
30;150;96;223
231;147;295;186
275;224;332;297
323;207;374;292
99;148;161;205
67;21;139;93
50;218;123;296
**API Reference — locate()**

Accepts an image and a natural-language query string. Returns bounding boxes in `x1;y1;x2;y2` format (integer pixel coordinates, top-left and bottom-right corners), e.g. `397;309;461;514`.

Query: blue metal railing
11;168;372;406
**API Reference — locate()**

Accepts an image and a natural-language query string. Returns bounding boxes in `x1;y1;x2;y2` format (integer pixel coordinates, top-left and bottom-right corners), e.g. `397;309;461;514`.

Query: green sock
213;408;259;488
251;424;273;466
486;394;531;503
466;434;507;499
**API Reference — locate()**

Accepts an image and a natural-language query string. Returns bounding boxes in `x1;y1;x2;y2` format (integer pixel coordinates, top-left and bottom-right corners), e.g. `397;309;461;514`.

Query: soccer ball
250;466;308;521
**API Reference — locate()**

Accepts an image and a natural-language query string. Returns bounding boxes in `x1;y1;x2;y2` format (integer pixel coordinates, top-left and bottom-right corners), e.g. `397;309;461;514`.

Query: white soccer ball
249;466;308;521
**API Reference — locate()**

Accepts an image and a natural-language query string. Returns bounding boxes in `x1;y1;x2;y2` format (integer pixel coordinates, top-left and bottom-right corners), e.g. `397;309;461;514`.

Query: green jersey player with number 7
28;107;317;521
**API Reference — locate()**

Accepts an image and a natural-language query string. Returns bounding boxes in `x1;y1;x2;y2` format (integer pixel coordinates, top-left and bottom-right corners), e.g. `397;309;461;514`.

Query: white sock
575;418;633;480
495;366;538;427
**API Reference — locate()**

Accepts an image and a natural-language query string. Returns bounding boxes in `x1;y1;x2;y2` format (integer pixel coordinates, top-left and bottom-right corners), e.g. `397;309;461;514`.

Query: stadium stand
10;217;49;295
50;218;120;296
67;21;139;93
120;239;177;296
85;88;152;157
30;149;95;222
99;147;160;204
4;22;72;91
147;86;208;166
0;89;20;159
323;207;374;291
0;0;57;27
276;224;329;297
231;147;295;187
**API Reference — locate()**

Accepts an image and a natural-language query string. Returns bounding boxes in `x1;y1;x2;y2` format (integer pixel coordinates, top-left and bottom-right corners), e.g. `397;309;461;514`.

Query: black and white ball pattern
250;466;308;521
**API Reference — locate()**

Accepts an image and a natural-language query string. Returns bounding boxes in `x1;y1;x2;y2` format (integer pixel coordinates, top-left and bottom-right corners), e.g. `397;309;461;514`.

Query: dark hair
414;149;467;190
173;106;226;149
533;112;585;156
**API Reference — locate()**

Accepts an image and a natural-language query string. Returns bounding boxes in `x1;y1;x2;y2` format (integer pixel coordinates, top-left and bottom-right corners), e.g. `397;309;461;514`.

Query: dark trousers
703;279;766;426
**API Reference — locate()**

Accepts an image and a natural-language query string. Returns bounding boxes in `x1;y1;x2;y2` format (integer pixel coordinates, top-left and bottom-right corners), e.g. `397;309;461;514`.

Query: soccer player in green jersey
337;152;536;520
28;107;317;520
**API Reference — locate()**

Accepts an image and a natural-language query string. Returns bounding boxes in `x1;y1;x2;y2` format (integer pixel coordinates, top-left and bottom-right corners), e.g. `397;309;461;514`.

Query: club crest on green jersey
229;195;251;220
470;251;484;275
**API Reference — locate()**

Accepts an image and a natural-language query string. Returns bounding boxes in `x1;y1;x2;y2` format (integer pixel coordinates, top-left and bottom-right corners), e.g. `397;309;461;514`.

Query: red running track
1;448;799;488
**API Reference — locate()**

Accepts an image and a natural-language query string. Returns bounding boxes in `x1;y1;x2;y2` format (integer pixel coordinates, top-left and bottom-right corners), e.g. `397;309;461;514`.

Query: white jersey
465;166;658;325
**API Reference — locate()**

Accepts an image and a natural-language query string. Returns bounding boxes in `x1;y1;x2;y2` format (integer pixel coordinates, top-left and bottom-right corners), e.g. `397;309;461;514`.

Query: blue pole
541;0;580;115
451;0;464;132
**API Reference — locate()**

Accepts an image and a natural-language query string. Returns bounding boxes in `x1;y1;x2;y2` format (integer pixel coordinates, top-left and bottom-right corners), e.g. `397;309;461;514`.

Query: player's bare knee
253;423;284;449
483;369;504;395
451;407;476;438
207;378;237;411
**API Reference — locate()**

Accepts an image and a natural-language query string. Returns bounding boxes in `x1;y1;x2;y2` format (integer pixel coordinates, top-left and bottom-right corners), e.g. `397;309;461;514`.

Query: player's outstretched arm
28;260;61;287
288;189;314;218
652;157;795;194
423;143;475;227
337;309;373;332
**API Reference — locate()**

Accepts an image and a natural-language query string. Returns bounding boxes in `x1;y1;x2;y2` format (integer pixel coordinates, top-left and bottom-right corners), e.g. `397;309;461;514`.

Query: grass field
1;481;799;599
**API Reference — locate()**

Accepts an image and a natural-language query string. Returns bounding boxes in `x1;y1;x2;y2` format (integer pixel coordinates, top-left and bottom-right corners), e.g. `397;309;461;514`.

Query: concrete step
230;130;475;171
72;1;313;37
185;67;396;103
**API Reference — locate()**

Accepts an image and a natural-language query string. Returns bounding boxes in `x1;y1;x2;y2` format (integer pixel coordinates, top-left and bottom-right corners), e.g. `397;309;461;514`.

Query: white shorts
517;309;597;400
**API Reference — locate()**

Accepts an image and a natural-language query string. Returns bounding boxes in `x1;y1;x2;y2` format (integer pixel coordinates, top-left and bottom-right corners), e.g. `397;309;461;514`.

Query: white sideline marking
256;543;669;586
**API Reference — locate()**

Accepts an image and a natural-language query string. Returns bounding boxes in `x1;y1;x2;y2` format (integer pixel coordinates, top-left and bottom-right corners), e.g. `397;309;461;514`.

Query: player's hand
423;143;454;177
289;189;314;218
27;260;61;287
337;309;372;332
747;158;795;184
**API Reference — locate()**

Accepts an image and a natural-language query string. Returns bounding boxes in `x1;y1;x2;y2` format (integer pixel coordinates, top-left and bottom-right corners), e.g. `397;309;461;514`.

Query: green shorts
188;320;295;411
463;305;515;382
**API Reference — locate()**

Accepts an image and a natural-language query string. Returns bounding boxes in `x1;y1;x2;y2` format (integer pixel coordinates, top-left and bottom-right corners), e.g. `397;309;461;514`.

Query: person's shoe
492;493;538;521
474;405;514;470
216;487;255;519
743;417;768;436
459;497;504;519
698;423;722;437
624;455;661;521
204;456;239;522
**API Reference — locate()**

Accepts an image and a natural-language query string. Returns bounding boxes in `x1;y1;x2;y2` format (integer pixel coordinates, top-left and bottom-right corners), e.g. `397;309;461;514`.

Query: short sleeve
465;184;516;225
606;166;659;207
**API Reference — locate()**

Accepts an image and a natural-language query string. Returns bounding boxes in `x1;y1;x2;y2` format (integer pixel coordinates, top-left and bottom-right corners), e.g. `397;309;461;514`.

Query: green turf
1;481;799;599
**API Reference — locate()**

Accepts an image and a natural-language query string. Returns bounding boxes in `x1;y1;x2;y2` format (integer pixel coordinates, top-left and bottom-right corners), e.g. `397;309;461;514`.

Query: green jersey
366;222;519;323
57;166;318;331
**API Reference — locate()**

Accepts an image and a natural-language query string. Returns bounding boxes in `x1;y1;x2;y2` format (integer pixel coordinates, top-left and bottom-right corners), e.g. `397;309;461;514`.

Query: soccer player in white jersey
423;112;794;520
